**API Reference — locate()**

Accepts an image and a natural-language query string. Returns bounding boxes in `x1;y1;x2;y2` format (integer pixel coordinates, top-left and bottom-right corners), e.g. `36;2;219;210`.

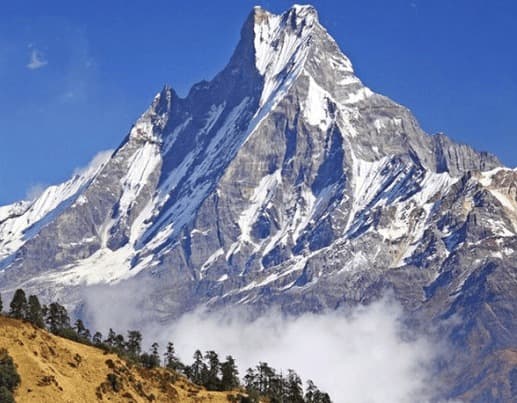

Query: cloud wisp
82;282;444;403
18;150;113;204
72;149;114;178
27;48;48;70
24;183;47;201
162;302;439;403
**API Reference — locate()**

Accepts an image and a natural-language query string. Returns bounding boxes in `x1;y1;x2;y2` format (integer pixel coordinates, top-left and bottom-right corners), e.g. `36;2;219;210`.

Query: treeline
0;290;331;402
243;363;331;403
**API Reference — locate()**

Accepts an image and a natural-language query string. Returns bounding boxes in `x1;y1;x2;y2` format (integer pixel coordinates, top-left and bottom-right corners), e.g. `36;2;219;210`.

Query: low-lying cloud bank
163;301;438;403
83;285;445;403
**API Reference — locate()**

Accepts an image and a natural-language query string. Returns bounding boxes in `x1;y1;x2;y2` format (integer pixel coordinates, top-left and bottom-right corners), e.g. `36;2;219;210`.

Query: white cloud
57;29;97;103
24;183;47;201
19;151;112;204
81;283;445;403
163;302;439;403
72;149;113;177
27;48;48;70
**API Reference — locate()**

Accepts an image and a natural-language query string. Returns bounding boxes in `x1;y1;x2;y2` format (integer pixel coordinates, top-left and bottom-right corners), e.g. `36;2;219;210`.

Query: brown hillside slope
0;316;241;402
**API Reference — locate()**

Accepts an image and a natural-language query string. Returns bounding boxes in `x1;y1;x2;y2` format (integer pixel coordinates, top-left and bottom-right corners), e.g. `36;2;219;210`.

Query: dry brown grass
0;315;241;402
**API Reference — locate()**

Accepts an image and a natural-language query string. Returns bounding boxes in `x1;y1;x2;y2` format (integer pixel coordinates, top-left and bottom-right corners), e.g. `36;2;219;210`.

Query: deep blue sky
1;0;516;204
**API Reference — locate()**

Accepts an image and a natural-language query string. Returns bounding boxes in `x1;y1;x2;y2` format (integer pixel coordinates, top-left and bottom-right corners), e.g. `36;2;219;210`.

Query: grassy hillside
0;315;241;402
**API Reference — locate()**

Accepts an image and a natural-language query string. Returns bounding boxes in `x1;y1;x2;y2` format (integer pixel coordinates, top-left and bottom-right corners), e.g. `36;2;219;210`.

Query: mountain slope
0;316;237;403
0;5;516;401
0;5;506;302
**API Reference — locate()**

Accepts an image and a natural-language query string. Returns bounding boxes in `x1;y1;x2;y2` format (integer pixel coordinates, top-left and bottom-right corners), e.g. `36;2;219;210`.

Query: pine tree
45;302;71;334
8;289;27;320
305;379;332;403
113;334;125;352
305;379;317;403
150;342;160;367
164;342;183;372
244;368;258;392
190;350;206;385
286;369;304;403
126;330;142;359
0;293;3;314
256;362;275;394
92;331;103;346
203;350;221;390
104;329;117;348
270;372;287;401
315;391;332;403
26;295;45;328
140;342;160;369
74;319;91;342
221;355;239;391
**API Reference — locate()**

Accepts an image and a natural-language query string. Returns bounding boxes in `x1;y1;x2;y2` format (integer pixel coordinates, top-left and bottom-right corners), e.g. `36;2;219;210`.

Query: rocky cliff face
0;5;515;401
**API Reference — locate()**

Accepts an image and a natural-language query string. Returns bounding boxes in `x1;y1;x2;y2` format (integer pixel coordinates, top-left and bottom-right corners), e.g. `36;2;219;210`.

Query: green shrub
0;386;15;403
107;373;122;392
0;348;20;398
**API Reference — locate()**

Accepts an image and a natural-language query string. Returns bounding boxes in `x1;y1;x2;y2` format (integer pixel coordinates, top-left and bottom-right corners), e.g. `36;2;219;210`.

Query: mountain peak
244;4;324;111
252;5;271;18
247;5;320;73
287;4;319;20
252;4;318;21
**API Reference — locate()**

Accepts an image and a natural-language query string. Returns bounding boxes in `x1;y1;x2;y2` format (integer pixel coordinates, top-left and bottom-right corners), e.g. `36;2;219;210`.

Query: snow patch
37;245;138;286
201;248;224;272
238;170;282;244
304;75;332;130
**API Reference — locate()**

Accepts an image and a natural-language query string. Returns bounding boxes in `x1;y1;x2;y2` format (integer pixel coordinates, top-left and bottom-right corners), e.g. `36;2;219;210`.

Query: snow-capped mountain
1;5;515;401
